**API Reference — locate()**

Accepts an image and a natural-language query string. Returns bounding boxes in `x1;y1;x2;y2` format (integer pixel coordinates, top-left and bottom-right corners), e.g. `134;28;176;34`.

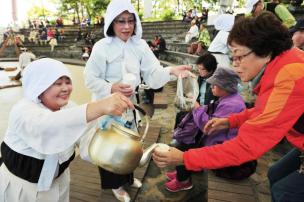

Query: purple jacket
193;93;246;146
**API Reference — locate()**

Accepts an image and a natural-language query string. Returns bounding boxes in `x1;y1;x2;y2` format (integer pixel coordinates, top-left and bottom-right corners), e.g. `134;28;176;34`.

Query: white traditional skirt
0;164;70;202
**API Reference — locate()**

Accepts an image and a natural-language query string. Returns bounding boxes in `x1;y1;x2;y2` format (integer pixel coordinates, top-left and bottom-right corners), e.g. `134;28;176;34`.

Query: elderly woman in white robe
208;14;235;68
0;58;133;202
84;0;192;201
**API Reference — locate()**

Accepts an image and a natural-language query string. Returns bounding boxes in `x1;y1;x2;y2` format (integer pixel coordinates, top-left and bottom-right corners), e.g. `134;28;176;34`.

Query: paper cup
122;73;136;91
155;143;170;153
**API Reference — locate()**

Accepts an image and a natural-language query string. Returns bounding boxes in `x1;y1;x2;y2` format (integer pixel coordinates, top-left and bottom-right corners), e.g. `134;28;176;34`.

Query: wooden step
153;92;168;109
207;172;258;202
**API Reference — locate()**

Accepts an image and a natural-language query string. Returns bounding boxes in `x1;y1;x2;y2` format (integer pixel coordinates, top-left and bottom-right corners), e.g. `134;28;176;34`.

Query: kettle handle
134;105;146;116
134;104;149;143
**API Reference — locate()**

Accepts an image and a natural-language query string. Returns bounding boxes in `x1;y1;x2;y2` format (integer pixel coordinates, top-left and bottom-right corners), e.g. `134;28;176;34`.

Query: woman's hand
203;118;230;135
101;93;134;116
86;93;134;122
152;147;184;168
111;83;133;97
169;65;194;78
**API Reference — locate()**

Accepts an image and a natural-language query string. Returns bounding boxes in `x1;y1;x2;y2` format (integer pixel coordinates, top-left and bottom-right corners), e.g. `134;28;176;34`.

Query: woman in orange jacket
153;12;304;202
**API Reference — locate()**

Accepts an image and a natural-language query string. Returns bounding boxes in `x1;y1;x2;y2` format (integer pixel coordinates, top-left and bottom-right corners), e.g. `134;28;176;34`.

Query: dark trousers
268;148;304;202
98;167;134;189
175;132;203;181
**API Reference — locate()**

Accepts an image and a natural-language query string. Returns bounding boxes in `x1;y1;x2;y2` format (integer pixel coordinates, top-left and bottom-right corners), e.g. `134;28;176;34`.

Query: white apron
0;164;70;202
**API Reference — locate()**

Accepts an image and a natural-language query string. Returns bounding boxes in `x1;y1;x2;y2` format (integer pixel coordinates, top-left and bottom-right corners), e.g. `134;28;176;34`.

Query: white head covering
246;0;259;13
214;14;235;32
103;0;142;42
22;58;72;103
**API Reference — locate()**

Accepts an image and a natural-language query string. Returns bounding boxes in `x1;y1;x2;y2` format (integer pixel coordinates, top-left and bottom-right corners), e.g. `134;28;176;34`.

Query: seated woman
174;53;217;129
166;67;252;192
187;24;211;55
0;58;133;201
185;20;199;43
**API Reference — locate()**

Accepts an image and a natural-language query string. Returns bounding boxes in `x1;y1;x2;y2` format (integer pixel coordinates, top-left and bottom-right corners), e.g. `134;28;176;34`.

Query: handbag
174;75;199;112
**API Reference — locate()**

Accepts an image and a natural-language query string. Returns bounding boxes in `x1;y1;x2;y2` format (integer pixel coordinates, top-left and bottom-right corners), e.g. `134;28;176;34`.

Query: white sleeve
139;41;171;89
77;120;98;163
10;101;89;155
84;43;112;99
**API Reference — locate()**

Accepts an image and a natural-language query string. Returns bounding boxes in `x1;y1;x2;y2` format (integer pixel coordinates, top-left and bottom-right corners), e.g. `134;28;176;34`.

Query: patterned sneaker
165;178;193;192
112;187;131;202
165;170;177;181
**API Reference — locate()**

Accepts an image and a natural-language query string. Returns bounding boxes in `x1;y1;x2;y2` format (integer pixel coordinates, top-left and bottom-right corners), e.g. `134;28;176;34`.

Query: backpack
173;110;200;145
173;101;217;145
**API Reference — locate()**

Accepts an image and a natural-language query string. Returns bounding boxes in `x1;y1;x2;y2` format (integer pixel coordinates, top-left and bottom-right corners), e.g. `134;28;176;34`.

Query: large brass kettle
89;105;158;174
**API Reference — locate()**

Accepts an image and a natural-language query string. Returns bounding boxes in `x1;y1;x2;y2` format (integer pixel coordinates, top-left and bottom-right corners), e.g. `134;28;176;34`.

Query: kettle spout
139;143;158;167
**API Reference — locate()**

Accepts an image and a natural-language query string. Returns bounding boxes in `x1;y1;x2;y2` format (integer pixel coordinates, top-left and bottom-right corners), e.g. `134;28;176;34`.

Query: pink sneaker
165;178;193;192
165;170;177;181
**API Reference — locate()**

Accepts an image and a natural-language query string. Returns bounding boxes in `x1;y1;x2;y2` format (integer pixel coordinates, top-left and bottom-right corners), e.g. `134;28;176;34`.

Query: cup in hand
154;143;170;154
122;73;137;91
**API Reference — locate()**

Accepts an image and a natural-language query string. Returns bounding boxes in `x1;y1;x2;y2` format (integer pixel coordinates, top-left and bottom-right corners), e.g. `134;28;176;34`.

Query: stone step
159;50;198;65
166;42;189;53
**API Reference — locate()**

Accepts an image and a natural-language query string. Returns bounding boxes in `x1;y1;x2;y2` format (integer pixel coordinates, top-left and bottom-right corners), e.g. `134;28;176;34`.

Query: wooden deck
70;122;161;202
207;172;258;202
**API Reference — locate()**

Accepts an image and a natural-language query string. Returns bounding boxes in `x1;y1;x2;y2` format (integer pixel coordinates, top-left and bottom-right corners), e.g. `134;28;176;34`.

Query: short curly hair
228;12;292;60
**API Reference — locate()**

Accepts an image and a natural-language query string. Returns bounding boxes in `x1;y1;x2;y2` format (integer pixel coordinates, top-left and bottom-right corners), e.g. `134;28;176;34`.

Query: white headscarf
246;0;259;13
22;58;72;103
103;0;142;43
214;14;235;32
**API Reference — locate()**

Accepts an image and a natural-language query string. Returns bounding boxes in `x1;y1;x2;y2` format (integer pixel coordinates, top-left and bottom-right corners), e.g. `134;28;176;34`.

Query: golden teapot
88;105;159;174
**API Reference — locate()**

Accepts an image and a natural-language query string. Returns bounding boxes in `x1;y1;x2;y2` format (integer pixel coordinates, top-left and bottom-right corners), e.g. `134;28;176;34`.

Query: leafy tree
27;5;51;20
58;0;110;23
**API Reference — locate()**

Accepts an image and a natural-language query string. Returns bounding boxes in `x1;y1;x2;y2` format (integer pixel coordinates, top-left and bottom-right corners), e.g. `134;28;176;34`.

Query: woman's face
229;41;270;82
292;30;304;48
113;11;135;42
197;64;211;78
211;85;227;97
39;76;72;111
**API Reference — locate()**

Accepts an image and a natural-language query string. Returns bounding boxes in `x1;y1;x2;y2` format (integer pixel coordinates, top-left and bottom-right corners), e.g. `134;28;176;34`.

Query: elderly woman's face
229;41;270;82
39;76;72;111
113;11;135;42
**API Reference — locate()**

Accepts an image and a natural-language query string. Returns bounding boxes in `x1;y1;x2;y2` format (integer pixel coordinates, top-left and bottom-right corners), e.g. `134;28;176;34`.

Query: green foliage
160;9;175;20
27;6;51;20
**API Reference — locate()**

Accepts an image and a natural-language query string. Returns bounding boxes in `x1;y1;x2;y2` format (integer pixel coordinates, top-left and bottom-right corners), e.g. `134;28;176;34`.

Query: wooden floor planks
70;124;161;202
207;172;258;202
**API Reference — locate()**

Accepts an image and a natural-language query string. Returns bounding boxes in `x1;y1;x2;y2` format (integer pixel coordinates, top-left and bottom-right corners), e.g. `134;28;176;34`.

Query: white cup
122;73;136;91
154;143;170;154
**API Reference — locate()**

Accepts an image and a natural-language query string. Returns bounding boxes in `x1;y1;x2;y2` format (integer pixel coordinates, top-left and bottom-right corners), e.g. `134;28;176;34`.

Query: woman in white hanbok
0;58;133;202
84;0;192;201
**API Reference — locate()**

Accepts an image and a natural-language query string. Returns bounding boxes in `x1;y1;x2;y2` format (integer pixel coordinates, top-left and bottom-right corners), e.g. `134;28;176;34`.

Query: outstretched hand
86;92;134;122
170;65;195;78
152;147;184;168
102;92;134;116
203;117;230;135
